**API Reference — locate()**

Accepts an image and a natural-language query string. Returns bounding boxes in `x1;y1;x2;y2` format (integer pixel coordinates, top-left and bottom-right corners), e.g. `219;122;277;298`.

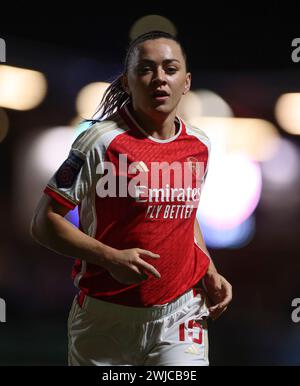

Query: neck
129;105;178;140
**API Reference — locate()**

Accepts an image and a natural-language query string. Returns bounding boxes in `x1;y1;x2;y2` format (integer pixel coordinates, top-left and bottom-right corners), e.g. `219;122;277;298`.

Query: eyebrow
138;59;181;65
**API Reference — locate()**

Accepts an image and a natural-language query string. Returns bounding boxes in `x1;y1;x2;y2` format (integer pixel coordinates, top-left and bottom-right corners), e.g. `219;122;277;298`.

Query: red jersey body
45;104;211;307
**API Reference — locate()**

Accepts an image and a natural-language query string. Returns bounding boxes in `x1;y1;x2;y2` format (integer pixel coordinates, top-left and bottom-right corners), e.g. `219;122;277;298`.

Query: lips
151;90;170;98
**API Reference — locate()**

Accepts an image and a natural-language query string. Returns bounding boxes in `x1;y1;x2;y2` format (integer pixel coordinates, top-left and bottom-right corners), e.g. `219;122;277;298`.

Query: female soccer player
31;31;232;366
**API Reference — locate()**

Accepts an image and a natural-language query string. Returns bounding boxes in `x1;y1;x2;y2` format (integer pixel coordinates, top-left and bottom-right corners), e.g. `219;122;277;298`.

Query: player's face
124;38;191;117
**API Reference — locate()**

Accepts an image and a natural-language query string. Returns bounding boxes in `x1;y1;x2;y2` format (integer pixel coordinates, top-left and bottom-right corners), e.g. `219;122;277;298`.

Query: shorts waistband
77;288;203;322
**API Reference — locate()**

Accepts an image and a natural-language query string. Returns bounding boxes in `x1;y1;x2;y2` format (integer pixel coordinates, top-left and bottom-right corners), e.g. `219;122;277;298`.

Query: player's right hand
105;248;161;285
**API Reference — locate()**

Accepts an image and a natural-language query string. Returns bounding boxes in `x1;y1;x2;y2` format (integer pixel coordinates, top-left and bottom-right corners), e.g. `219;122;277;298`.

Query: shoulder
181;119;211;151
72;113;129;156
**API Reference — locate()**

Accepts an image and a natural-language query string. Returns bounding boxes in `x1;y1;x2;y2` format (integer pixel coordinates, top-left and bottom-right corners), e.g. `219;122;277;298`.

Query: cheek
170;79;186;99
128;76;150;97
171;75;186;90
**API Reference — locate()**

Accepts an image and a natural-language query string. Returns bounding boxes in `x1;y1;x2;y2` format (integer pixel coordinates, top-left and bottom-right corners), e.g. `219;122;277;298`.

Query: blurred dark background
0;5;300;365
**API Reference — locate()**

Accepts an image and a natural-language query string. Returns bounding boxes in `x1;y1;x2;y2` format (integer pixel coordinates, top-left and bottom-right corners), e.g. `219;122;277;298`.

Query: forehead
132;38;184;62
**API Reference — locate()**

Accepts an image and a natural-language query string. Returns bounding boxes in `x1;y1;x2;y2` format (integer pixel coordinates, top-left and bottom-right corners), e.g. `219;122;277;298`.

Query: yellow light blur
14;126;74;234
195;90;233;117
177;91;202;123
129;15;177;41
0;108;9;142
177;90;233;123
0;65;47;110
76;82;110;119
275;93;300;135
190;117;280;162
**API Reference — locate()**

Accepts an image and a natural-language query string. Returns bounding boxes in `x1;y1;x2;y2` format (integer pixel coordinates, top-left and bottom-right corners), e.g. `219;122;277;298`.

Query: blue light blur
200;215;256;249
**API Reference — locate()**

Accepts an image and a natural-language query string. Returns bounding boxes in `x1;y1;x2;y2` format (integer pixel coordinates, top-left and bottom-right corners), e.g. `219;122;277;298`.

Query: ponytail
92;75;130;120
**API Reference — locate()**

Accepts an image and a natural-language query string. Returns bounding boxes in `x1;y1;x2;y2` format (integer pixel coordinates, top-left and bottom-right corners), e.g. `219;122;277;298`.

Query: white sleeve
45;127;99;208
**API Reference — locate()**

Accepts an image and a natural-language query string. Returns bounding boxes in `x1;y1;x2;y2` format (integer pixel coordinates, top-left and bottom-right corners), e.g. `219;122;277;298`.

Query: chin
151;103;173;115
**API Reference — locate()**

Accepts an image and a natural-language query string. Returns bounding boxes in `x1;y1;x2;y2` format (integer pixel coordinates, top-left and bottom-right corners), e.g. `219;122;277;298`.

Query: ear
121;74;130;95
183;72;191;95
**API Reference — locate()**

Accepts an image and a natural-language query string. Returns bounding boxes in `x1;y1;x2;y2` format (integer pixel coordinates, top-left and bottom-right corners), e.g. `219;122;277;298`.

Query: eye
138;66;152;74
166;67;178;74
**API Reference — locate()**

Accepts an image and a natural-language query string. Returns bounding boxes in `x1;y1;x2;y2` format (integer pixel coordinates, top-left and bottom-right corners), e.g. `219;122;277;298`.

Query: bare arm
31;194;115;267
31;194;160;283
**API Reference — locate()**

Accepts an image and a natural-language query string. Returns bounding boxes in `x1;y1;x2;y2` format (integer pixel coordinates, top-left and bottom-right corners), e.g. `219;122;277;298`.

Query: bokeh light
76;82;110;119
177;89;233;122
0;108;9;142
199;153;262;229
31;127;75;177
199;215;256;249
189;117;280;162
178;90;279;161
275;93;300;135
129;15;177;40
70;116;83;127
177;91;203;123
196;89;233;117
261;138;300;188
0;65;47;110
14;126;78;234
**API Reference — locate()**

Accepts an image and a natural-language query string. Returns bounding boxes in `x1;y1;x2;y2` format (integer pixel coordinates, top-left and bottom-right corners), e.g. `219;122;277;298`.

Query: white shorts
68;288;210;366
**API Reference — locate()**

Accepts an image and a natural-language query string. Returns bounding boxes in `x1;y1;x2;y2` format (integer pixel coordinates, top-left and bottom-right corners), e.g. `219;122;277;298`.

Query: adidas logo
184;344;200;355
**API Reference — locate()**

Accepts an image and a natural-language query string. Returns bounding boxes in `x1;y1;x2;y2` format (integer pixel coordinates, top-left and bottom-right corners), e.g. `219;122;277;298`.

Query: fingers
110;248;161;283
135;249;161;279
136;259;161;279
221;282;233;306
209;305;228;320
129;269;148;282
138;249;160;259
208;276;232;320
209;289;230;318
220;292;232;308
212;287;232;310
208;294;231;320
129;264;146;277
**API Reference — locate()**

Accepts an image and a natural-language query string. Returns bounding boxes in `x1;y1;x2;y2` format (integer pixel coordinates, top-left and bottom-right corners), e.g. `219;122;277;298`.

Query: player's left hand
202;272;232;320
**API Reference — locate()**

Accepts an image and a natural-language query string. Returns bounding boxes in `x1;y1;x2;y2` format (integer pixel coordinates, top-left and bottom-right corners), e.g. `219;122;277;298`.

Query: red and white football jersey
44;104;211;307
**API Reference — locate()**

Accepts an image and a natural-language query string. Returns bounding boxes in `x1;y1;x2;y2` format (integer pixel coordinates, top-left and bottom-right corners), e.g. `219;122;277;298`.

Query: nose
152;67;167;86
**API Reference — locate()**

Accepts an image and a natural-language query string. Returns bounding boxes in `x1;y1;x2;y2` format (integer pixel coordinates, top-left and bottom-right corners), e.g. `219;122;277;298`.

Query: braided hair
93;31;188;120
